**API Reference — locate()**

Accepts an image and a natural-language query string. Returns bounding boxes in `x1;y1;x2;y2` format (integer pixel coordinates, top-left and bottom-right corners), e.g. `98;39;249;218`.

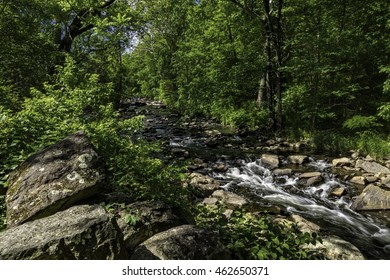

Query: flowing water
125;99;390;259
214;158;390;259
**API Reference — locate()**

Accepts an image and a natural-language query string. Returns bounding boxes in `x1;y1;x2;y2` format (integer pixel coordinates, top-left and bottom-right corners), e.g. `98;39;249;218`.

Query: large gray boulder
130;225;230;260
115;200;187;251
355;160;390;174
0;205;127;260
308;235;365;260
351;184;390;210
6;131;107;228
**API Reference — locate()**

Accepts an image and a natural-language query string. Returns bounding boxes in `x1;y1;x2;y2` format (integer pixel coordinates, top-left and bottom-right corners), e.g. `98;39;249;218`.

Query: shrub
311;131;356;155
0;56;189;210
356;132;390;160
195;204;320;260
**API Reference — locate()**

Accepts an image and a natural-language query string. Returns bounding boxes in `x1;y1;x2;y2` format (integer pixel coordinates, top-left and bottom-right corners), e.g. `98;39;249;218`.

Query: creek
123;99;390;259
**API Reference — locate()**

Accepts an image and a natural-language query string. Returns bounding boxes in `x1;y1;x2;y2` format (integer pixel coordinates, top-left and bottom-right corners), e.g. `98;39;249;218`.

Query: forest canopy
1;0;390;183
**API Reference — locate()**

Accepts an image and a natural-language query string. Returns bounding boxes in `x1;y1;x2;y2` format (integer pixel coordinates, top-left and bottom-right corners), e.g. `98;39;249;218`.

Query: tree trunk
275;0;284;130
57;0;117;54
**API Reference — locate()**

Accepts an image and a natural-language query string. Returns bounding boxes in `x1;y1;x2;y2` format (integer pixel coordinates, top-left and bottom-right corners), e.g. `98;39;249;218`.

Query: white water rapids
216;158;390;259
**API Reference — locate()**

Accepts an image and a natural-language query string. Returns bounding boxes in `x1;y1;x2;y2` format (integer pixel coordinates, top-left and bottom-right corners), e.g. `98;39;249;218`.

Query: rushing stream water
125;99;390;259
214;158;390;259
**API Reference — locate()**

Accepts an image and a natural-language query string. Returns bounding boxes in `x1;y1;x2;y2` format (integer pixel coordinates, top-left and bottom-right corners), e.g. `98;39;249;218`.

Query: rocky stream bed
125;99;390;259
1;98;390;260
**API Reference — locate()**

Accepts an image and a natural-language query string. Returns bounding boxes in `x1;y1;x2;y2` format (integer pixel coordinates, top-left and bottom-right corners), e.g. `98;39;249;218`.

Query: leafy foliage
0;56;188;209
343;115;381;131
195;204;320;260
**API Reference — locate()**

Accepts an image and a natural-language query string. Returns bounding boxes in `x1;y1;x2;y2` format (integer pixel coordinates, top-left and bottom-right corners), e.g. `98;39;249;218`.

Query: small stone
291;215;320;233
364;175;378;183
171;148;189;158
332;157;352;167
299;172;322;179
223;209;234;219
211;190;247;209
350;176;366;186
187;173;220;197
193;158;204;165
351;152;360;159
306;176;323;186
260;154;279;170
331;187;346;197
274;168;293;176
287;155;309;165
202;197;218;206
213;163;228;172
365;154;375;161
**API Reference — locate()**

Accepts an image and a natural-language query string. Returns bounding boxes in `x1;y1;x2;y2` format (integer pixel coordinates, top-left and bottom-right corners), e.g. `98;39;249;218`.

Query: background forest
0;0;389;258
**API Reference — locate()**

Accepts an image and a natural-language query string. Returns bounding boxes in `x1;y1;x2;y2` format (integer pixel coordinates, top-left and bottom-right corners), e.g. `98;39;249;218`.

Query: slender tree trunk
275;0;284;130
262;0;276;129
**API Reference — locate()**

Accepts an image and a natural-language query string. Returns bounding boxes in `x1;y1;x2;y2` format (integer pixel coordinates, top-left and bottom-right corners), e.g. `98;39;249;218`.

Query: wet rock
332;157;352;168
205;130;222;137
291;215;320;233
331;187;346;197
381;176;390;189
211;190;248;209
306;176;323;186
307;235;365;260
115;201;187;252
351;185;390;211
186;173;220;197
299;172;322;179
130;225;230;260
350;176;366;186
274;168;293;176
351;151;360;159
260;154;279;170
355;159;390;174
213;163;228;172
365;155;375;161
297;172;323;187
171;148;189;158
363;174;378;183
287;155;309;165
5;131;107;228
202;197;219;206
0;205;126;260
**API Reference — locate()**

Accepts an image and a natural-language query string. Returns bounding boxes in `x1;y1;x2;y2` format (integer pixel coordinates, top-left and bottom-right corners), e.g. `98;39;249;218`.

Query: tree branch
59;0;117;52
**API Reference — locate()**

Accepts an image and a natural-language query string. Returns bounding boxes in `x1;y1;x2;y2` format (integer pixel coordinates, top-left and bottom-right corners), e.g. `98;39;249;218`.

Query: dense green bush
0;56;189;211
356;132;390;160
195;204;320;260
311;131;356;155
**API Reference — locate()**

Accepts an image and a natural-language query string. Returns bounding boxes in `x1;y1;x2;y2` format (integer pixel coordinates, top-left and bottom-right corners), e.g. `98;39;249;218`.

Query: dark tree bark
229;0;285;131
58;0;117;53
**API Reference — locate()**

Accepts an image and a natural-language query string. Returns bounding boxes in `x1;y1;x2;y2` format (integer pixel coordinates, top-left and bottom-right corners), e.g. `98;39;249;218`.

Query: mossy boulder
114;200;188;251
5;131;107;228
130;225;230;260
0;205;127;260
